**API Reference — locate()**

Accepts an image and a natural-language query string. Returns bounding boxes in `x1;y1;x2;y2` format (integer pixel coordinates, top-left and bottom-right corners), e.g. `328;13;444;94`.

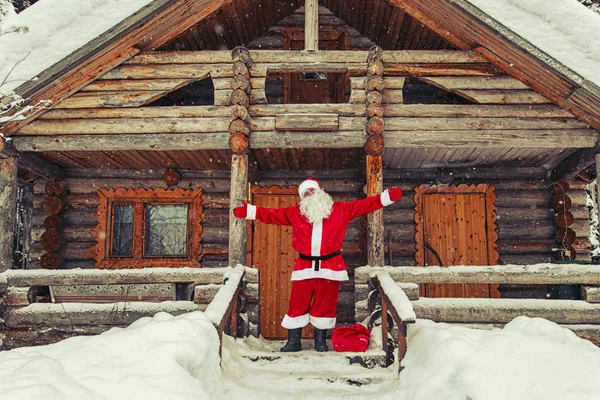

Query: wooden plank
367;155;384;267
412;297;600;324
49;283;176;303
355;265;600;285
37;104;573;120
80;79;195;91
56;91;168;108
384;117;589;131
3;267;246;287
454;89;551;104
20;118;232;135
581;286;600;303
421;76;529;90
0;158;18;272
38;106;233;120
229;154;248;266
383;129;597;148
4;302;200;327
127;50;487;64
99;65;220;80
351;76;406;90
275;114;339;131
14;128;596;152
305;0;319;51
350;89;404;104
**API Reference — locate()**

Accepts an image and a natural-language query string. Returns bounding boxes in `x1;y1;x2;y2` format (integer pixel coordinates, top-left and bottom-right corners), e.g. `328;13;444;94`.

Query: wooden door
247;186;313;339
414;184;500;298
283;29;347;104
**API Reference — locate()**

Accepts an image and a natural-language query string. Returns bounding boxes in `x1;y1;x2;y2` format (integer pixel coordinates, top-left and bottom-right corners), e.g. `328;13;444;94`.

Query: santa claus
233;178;403;352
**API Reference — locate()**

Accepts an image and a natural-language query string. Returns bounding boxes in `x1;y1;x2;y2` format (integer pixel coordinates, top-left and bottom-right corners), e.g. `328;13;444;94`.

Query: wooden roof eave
387;0;600;133
0;0;231;135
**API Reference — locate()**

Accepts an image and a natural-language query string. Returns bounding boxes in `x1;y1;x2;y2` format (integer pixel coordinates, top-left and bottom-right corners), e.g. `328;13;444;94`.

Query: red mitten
233;200;248;218
388;187;403;202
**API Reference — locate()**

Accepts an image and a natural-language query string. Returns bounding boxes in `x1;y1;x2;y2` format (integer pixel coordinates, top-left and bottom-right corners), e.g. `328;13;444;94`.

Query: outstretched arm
233;200;294;225
343;187;403;220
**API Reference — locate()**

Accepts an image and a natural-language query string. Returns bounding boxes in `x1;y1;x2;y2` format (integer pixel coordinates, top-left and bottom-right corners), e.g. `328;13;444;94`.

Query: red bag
331;323;371;352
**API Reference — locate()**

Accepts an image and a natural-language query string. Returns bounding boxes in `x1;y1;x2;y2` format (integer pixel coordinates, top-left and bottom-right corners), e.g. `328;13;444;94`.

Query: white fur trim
291;268;349;281
299;180;320;198
309;316;336;329
311;221;322;257
282;313;310;329
381;189;393;207
247;204;257;220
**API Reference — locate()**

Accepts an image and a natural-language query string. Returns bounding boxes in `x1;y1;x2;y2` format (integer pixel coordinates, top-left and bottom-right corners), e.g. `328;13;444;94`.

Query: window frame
90;187;204;269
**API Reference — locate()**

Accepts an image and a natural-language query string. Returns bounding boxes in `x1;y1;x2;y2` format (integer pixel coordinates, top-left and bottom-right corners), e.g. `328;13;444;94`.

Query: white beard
299;189;334;224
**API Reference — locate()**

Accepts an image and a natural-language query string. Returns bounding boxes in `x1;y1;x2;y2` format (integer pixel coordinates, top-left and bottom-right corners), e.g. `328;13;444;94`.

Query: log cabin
1;0;600;352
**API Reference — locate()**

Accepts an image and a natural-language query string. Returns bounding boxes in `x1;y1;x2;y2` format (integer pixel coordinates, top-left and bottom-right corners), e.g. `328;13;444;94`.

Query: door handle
425;242;444;267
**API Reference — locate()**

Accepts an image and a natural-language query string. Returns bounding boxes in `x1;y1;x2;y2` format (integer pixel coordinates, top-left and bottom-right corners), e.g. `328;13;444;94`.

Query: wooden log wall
30;171;234;270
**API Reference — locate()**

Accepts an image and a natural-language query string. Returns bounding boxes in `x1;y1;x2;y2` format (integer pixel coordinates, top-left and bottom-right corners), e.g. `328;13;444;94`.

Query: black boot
314;328;328;352
280;328;302;352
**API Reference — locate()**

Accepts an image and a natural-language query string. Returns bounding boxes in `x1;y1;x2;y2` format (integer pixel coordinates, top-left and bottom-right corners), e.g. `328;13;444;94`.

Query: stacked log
552;179;576;261
364;45;385;158
229;47;253;155
40;180;68;269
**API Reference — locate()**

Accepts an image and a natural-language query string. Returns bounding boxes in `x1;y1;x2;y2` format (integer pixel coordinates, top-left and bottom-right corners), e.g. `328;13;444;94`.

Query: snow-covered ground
2;312;600;400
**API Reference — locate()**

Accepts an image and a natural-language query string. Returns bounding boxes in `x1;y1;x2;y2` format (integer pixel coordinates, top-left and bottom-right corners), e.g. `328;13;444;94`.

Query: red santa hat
298;178;322;198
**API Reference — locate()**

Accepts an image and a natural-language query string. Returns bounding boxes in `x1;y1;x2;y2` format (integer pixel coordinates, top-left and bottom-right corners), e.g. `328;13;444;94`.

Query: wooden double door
415;185;500;298
247;186;313;339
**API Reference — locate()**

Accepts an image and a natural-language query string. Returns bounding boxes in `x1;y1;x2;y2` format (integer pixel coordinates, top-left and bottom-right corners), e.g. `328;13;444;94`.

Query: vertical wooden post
229;154;248;266
0;157;18;272
367;155;384;266
596;154;600;229
305;0;319;51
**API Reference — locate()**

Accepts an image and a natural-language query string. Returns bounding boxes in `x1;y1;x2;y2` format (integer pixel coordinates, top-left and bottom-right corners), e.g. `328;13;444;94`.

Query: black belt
298;250;341;271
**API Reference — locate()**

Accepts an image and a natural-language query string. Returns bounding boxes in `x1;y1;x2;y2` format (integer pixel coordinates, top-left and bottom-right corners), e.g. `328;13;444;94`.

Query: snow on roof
0;0;599;101
467;0;600;87
0;0;154;97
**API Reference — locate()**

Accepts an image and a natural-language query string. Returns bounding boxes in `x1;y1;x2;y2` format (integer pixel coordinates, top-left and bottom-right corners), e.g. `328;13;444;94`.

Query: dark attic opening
402;77;474;104
148;77;215;106
265;70;350;104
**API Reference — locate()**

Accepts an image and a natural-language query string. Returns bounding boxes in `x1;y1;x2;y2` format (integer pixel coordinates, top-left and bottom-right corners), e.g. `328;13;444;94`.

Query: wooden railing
204;265;246;359
358;263;600;366
371;271;416;371
0;266;253;350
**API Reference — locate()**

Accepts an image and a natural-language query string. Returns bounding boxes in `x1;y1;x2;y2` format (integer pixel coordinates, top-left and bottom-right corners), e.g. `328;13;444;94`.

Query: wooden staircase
221;335;400;399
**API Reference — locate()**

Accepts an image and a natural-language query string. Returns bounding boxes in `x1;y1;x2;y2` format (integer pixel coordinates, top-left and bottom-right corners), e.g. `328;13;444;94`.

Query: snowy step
222;336;399;399
230;336;389;370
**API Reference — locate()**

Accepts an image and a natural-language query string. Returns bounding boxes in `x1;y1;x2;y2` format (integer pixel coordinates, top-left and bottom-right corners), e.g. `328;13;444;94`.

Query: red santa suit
245;188;399;330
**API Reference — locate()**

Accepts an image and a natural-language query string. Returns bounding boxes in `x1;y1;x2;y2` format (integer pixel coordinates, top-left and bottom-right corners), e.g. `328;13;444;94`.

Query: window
90;188;204;269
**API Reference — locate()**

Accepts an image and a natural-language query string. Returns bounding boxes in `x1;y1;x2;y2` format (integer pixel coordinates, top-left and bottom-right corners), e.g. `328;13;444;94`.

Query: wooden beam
12;129;597;152
229;154;248;266
355;265;600;285
383;129;597;148
2;266;260;287
4;302;200;327
37;104;575;120
596;153;600;230
551;145;600;180
412;297;600;324
126;50;487;64
0;157;18;271
1;137;66;180
367;155;384;267
305;0;319;51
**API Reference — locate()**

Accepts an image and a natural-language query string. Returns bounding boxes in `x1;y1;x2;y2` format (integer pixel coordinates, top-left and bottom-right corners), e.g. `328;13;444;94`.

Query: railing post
380;289;390;364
